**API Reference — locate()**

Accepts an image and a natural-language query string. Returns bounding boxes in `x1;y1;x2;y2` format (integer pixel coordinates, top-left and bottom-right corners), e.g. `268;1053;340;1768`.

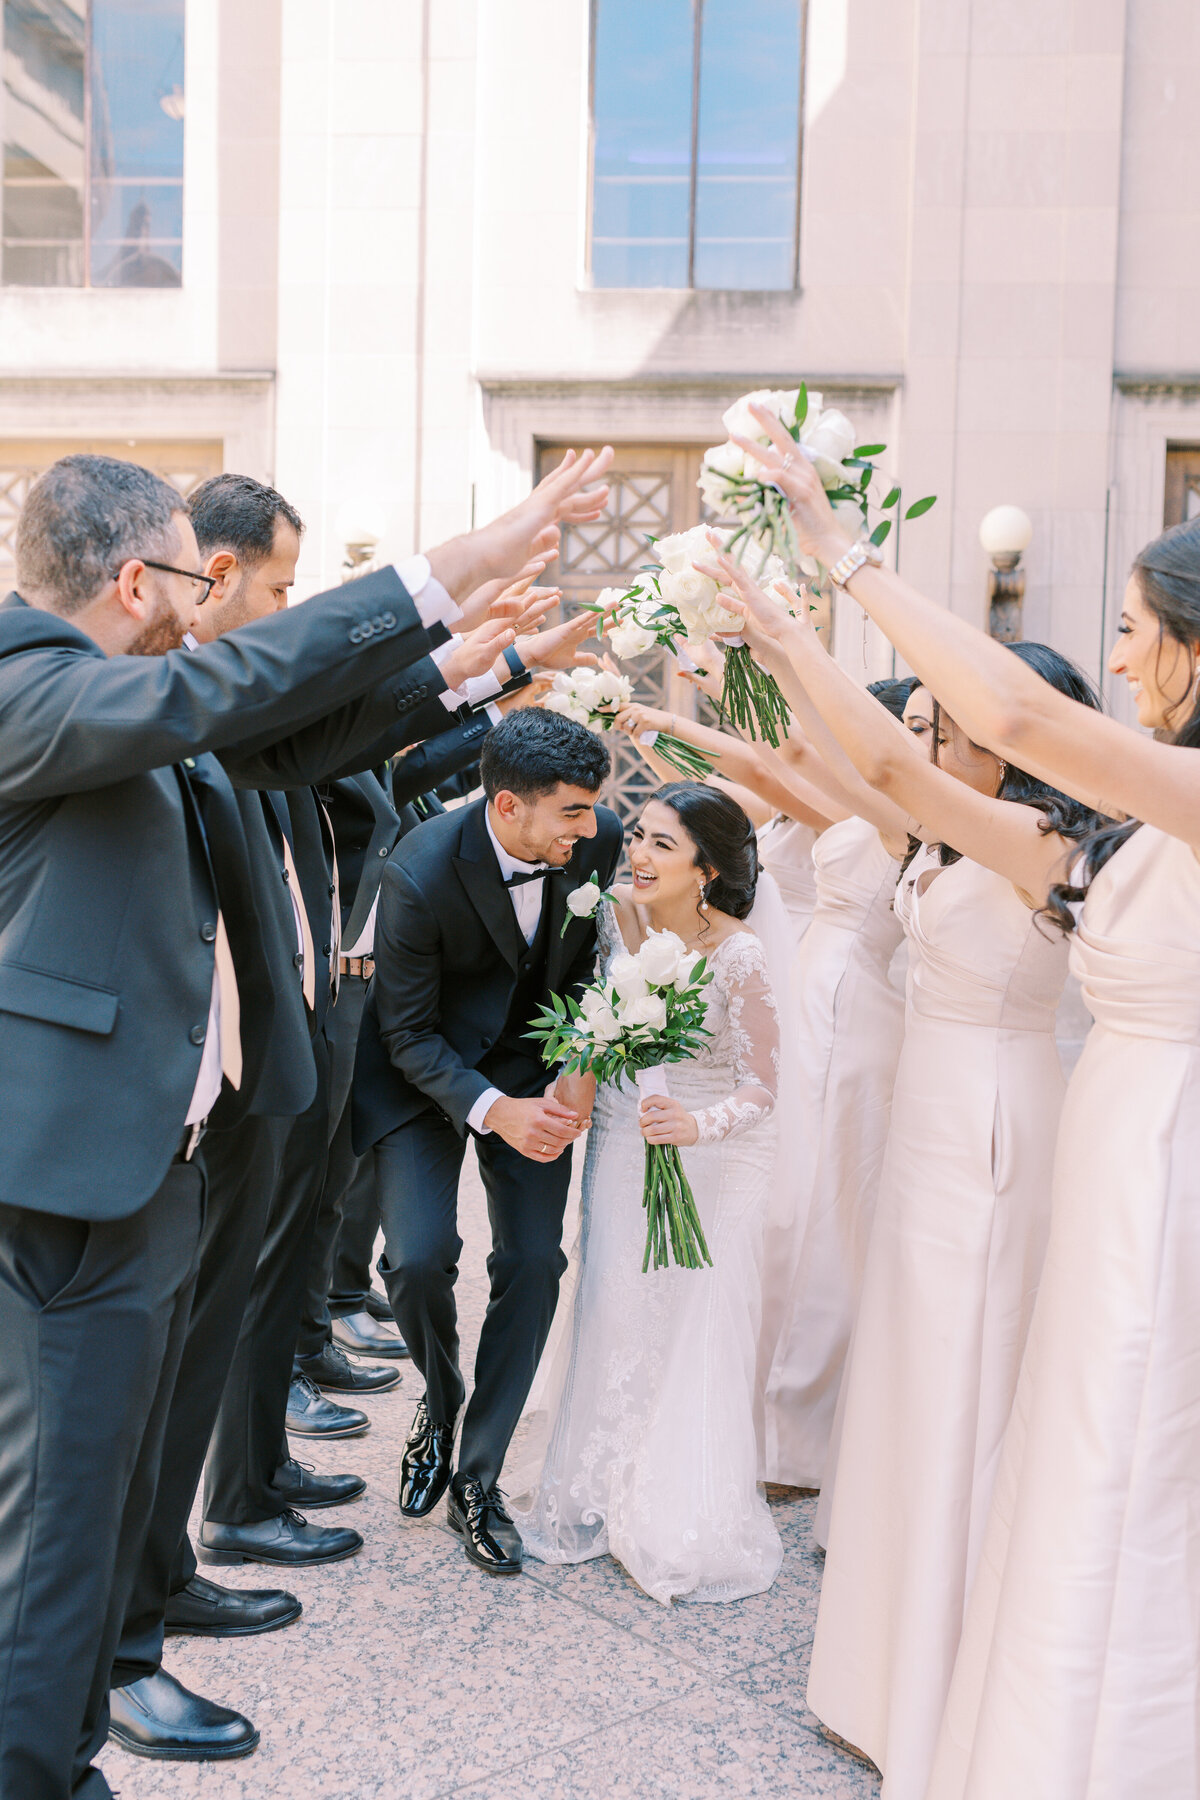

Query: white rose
609;616;657;659
675;949;702;985
609;952;649;1003
800;406;856;488
637;929;687;987
721;388;801;445
594;586;629;612
617;992;667;1031
659;566;719;629
592;669;632;707
697;440;746;513
541;690;574;717
654;524;712;574
566;880;603;919
580;986;622;1042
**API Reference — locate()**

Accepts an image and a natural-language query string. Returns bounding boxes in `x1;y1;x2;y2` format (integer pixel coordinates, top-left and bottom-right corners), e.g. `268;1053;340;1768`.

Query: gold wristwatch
827;540;884;588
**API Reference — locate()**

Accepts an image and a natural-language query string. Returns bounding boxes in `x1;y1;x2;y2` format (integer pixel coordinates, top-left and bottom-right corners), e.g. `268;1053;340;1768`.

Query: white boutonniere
561;873;617;937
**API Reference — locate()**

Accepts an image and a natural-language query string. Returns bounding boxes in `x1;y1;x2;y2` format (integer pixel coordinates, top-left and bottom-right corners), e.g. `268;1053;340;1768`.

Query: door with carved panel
536;442;708;822
1164;446;1200;527
0;438;223;590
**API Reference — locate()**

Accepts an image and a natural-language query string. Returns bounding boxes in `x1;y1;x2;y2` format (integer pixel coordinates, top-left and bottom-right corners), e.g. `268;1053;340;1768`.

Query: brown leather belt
339;955;374;981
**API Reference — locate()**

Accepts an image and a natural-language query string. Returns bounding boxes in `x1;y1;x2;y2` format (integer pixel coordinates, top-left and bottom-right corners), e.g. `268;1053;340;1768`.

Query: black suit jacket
323;709;496;944
0;567;435;1220
352;795;623;1147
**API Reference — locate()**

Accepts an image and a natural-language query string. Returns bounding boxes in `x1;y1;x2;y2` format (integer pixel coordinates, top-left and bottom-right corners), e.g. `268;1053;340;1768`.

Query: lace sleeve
690;934;780;1145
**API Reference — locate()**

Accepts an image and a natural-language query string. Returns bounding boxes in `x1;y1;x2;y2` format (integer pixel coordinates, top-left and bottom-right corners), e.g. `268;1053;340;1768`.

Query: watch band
502;644;527;679
827;540;883;588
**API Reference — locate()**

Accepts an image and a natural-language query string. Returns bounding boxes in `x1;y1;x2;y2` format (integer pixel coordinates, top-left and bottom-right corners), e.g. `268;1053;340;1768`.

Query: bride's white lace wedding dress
509;901;783;1605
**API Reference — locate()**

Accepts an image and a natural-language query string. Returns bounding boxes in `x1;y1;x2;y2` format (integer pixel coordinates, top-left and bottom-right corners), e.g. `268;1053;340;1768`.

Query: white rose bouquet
526;927;715;1272
699;382;936;582
595;527;793;748
541;663;716;783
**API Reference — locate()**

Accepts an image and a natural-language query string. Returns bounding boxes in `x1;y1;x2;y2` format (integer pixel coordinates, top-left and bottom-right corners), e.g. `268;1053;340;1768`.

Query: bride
509;782;788;1604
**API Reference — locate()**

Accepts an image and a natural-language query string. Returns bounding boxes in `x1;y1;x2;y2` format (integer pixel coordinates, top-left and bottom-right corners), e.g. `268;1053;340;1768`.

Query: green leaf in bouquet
881;485;901;510
869;519;892;547
904;495;938;519
854;443;886;458
793;383;808;430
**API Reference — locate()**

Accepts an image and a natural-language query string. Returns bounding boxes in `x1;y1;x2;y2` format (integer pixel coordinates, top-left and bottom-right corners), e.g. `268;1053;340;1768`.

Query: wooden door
1164;445;1200;527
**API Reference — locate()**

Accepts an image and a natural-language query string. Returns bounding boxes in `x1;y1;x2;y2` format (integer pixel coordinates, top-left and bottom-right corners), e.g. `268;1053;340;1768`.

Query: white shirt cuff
396;554;461;631
484;701;503;726
467;1086;505;1135
464;670;503;706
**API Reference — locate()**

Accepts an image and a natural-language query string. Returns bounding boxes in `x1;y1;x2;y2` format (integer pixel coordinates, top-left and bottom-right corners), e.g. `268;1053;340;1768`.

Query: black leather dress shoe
197;1507;363;1567
276;1457;366;1509
364;1285;394;1323
108;1669;259;1761
399;1398;456;1518
286;1373;369;1438
296;1342;401;1393
164;1573;301;1638
331;1309;410;1359
447;1474;523;1575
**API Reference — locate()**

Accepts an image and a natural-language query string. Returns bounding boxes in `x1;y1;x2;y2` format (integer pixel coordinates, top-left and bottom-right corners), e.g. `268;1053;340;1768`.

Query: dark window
589;0;804;291
1;0;185;288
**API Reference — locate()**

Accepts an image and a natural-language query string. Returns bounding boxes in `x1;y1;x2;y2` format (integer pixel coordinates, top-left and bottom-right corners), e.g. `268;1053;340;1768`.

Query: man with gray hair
0;445;612;1800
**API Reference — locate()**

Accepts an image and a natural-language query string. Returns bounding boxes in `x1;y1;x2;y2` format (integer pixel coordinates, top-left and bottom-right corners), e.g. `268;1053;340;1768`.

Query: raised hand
613;701;672;739
728;403;854;567
516;608;604;673
437;616;518;692
459;556;550;629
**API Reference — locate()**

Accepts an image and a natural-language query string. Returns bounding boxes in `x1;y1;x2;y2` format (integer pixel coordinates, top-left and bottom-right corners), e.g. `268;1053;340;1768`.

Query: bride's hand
614;701;671;738
639;1094;699;1147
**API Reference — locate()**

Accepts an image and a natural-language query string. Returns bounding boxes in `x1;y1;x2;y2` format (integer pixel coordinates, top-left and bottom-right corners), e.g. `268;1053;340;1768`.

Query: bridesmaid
760;679;914;1490
709;547;1104;1800
740;409;1200;1800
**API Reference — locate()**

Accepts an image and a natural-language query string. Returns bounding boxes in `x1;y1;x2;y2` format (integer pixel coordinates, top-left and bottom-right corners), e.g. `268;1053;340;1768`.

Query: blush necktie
213;912;243;1090
280;833;317;1009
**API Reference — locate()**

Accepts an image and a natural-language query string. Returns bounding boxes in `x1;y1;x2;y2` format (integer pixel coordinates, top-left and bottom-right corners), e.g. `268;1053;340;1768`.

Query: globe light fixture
979;505;1033;642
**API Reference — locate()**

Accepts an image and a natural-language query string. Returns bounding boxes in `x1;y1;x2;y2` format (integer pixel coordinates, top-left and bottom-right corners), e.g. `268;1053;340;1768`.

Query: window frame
0;0;185;290
585;0;808;293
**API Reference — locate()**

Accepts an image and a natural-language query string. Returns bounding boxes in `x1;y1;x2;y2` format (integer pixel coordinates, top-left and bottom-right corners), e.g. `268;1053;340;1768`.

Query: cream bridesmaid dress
927;825;1200;1800
760;815;905;1487
806;847;1070;1800
756;815;818;947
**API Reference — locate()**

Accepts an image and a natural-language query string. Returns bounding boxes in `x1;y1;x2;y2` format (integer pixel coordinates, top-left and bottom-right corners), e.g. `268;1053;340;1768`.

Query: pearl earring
698;880;709;913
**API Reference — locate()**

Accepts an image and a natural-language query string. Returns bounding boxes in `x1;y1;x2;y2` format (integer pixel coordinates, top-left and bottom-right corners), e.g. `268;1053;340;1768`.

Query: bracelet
827;540;883;589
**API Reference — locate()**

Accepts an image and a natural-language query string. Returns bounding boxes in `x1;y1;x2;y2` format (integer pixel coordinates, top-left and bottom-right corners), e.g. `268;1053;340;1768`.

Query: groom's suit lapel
452;799;523;972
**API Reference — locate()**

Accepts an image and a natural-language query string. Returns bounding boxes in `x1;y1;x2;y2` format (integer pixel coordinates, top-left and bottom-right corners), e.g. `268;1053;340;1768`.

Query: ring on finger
540;1142;549;1154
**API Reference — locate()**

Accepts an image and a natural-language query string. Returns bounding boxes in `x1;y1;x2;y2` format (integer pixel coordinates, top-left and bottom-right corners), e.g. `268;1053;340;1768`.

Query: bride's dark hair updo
650;782;759;921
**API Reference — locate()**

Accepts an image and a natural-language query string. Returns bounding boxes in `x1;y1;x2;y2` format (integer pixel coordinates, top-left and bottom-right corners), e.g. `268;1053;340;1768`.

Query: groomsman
107;476;491;1761
0;446;613;1799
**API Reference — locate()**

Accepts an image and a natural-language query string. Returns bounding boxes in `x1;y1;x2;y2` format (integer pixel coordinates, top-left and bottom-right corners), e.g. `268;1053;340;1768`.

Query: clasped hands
484;1072;597;1164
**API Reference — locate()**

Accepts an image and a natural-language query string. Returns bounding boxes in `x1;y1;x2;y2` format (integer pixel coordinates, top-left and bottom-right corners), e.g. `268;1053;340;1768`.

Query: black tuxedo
355;796;622;1488
0;568;440;1799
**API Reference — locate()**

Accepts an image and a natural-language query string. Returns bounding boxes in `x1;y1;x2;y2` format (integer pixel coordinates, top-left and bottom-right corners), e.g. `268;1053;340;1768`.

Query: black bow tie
503;866;566;888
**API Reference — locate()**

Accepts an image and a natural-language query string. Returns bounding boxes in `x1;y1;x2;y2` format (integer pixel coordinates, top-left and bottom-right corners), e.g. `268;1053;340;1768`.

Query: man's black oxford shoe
197;1507;363;1567
399;1398;456;1518
163;1573;301;1638
108;1669;258;1761
286;1373;369;1438
447;1474;524;1575
276;1457;366;1509
296;1342;401;1393
332;1309;410;1358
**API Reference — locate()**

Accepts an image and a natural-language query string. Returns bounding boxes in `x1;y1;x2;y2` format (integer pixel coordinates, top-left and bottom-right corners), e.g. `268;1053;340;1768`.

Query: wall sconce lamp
334;502;387;583
979;505;1032;642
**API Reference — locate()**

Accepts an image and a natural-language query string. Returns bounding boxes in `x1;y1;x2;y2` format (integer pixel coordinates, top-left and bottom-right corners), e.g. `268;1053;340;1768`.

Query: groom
353;707;622;1572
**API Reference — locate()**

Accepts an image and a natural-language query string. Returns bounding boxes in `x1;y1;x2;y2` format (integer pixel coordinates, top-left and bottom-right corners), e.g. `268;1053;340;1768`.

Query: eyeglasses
111;560;218;603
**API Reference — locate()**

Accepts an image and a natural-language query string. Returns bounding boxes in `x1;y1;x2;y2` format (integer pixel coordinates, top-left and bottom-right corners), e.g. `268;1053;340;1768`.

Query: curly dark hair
480;706;610;800
649;782;759;921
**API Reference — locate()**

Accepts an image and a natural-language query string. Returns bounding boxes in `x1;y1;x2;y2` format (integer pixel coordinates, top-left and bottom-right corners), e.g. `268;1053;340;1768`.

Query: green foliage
904;495;937;519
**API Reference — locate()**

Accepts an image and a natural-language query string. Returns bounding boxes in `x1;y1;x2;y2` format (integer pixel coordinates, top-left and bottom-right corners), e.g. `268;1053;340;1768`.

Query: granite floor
98;1160;880;1800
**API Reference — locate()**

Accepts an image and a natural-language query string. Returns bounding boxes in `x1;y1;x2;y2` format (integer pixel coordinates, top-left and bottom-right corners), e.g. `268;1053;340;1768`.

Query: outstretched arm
707;551;1081;904
734;403;1200;852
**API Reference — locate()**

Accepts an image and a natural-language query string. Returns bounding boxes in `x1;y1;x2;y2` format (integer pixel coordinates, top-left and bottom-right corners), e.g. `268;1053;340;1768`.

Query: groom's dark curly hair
480;707;609;801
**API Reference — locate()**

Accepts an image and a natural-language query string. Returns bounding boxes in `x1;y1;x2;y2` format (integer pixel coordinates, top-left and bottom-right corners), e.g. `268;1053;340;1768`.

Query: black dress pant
376;1109;572;1491
295;973;367;1359
0;1162;203;1800
111;1111;288;1687
204;1030;331;1526
327;1148;381;1318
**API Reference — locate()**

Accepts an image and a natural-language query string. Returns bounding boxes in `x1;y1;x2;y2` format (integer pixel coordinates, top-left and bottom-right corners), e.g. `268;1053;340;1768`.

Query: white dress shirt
465;810;553;1135
429;637;504;723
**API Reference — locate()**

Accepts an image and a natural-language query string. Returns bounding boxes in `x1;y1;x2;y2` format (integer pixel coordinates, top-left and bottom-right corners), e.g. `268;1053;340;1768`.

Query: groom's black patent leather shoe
447;1474;523;1575
398;1398;455;1518
108;1669;259;1761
